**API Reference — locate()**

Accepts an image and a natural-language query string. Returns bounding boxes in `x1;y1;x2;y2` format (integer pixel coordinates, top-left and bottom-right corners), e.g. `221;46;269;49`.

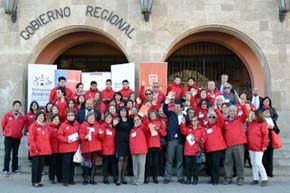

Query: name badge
199;113;204;118
207;128;213;134
106;130;112;135
174;133;178;138
131;132;137;138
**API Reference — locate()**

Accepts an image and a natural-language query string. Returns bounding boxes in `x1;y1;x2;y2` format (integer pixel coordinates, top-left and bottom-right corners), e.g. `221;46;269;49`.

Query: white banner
27;64;57;109
111;63;135;91
81;72;111;91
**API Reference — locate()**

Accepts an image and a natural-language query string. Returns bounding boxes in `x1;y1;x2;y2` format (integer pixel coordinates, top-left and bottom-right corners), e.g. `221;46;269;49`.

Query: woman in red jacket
204;107;227;185
57;110;80;186
101;113;117;184
54;87;68;122
181;116;206;185
28;111;52;187
130;115;148;185
25;101;40;133
79;111;104;185
144;110;167;184
47;114;62;184
246;110;269;186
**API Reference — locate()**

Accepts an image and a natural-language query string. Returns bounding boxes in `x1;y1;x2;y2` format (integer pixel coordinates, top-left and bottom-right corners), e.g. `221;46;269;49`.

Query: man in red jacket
102;79;115;106
167;76;183;100
1;100;25;176
49;76;73;103
118;79;134;100
84;81;99;100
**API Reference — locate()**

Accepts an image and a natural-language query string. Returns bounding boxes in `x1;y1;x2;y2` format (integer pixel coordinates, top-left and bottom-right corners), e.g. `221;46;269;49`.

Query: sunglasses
208;116;216;119
145;93;152;95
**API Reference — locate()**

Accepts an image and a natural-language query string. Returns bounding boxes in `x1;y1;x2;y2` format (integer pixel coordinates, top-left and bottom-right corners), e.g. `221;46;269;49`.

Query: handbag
73;145;84;163
271;130;282;149
196;139;206;164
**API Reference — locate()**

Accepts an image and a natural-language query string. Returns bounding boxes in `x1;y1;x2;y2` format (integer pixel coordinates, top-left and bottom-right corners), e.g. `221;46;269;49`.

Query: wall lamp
279;0;290;22
4;0;18;23
140;0;153;22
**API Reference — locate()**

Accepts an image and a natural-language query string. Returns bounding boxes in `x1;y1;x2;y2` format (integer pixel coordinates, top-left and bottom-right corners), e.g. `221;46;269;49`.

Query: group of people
1;74;280;188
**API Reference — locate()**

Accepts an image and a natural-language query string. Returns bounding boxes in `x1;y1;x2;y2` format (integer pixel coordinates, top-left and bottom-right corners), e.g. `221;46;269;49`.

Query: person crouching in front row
79;111;104;185
180;116;206;185
28;111;52;187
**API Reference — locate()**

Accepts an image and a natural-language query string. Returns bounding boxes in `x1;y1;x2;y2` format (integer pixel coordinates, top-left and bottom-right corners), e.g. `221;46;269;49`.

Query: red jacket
94;101;107;114
54;98;68;122
49;86;73;103
167;83;183;100
196;108;209;126
102;88;115;103
139;86;165;106
145;119;167;148
79;121;104;153
182;85;199;97
28;121;52;156
1;111;25;139
181;124;206;156
129;124;148;155
100;122;116;155
204;109;227;153
207;88;221;105
25;111;36;131
246;121;269;151
223;105;248;147
47;122;60;153
84;89;99;100
57;120;80;153
119;87;134;100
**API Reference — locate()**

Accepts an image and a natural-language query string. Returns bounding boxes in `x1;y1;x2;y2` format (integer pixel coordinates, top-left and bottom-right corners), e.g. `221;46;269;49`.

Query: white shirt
251;96;260;109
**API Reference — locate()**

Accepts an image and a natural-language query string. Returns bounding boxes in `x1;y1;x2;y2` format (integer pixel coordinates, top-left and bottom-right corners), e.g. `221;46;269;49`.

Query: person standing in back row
2;100;25;177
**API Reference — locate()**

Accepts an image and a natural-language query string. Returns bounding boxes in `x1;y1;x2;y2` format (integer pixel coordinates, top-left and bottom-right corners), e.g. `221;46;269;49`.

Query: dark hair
125;99;134;106
118;106;129;118
260;96;273;109
187;77;195;81
90;81;97;85
106;79;112;83
94;91;103;112
199;99;209;107
77;94;86;109
57;87;66;97
104;113;113;123
45;102;53;113
114;92;123;101
148;110;160;120
186;107;196;116
122;79;129;84
29;101;39;112
66;110;75;116
76;82;84;89
35;111;47;122
66;99;75;106
174;100;183;108
13;100;21;106
254;110;265;123
51;114;60;122
58;76;66;82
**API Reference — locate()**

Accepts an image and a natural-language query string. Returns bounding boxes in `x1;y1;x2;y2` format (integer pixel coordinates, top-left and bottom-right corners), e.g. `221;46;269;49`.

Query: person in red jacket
101;113;117;184
204;107;227;185
72;83;85;103
25;101;40;133
130;115;148;185
57;110;80;186
180;116;206;185
144;110;167;184
47;114;62;184
223;104;249;186
84;81;99;100
182;77;199;97
167;76;183;100
28;111;52;187
2;100;25;176
246;110;269;186
49;76;73;103
102;79;115;106
79;111;104;185
118;79;134;100
54;87;68;122
93;91;106;115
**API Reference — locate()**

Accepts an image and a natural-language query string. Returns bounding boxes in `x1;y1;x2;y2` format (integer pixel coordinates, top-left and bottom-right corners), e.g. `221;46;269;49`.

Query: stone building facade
0;0;289;131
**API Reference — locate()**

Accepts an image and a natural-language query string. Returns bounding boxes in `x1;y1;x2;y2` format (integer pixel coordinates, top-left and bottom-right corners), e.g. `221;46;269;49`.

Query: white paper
265;117;274;127
68;132;79;142
106;130;112;135
131;132;136;138
207;128;213;134
186;134;195;146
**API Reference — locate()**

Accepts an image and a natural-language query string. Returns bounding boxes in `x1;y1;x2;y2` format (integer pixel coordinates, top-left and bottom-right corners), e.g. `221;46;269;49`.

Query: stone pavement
1;174;290;193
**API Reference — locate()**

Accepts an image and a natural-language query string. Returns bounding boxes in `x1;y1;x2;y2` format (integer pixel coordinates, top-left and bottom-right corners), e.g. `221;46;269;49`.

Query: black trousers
31;156;45;184
185;156;198;180
263;144;274;176
3;137;20;172
159;145;167;176
49;153;62;182
206;150;223;184
61;152;75;183
145;148;160;178
102;155;117;178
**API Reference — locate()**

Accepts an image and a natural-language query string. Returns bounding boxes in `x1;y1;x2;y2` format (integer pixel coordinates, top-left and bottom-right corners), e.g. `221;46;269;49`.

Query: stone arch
163;25;270;96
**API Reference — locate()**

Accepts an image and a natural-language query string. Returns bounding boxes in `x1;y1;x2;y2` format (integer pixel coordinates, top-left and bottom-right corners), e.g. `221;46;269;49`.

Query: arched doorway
165;31;265;95
35;31;128;69
167;42;251;93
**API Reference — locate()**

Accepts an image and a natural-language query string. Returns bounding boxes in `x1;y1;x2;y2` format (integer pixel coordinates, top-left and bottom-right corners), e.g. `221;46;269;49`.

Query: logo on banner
32;73;53;87
148;74;158;85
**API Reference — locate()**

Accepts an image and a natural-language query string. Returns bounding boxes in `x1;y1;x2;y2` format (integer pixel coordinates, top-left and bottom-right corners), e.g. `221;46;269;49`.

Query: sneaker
261;180;268;187
3;171;9;177
250;180;259;185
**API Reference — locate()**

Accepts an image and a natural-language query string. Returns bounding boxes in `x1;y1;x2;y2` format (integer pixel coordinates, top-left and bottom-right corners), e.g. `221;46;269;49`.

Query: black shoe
90;179;97;185
178;179;185;184
50;180;56;184
192;179;198;185
261;180;268;187
103;177;110;184
82;177;89;185
144;177;149;184
185;179;191;184
163;179;170;184
250;180;259;185
268;174;274;177
113;177;118;184
153;177;158;184
121;178;127;184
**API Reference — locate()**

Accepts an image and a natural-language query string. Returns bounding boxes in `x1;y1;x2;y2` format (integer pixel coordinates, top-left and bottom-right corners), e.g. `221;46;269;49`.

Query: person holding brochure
79;111;104;185
57;110;80;186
